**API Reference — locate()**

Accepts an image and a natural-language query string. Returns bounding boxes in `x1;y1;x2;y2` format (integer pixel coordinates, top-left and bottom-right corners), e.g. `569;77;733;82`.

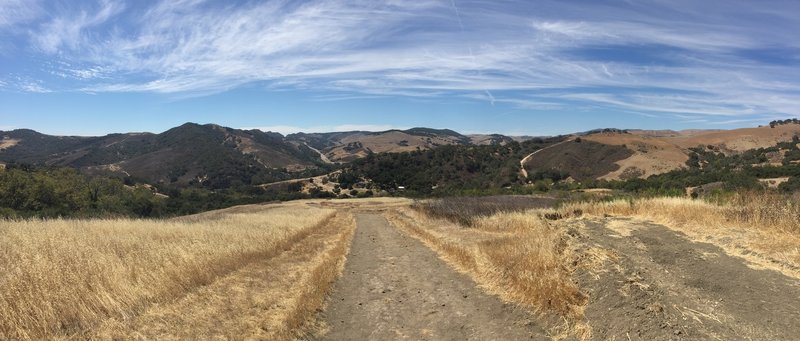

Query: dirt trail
316;214;547;340
304;142;335;164
571;218;800;340
519;138;573;179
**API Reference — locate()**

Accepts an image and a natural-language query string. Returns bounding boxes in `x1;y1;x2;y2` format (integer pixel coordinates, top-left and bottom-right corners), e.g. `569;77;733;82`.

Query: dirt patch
0;138;19;150
569;218;800;340
314;214;547;340
759;177;790;188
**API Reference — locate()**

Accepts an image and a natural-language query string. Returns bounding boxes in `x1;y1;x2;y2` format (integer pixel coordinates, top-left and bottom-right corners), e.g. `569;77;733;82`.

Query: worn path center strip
317;213;546;340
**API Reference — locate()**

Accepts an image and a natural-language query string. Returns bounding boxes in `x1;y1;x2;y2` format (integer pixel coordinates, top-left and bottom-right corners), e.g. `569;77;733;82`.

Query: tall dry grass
560;192;800;234
558;192;800;277
91;211;356;340
387;206;590;339
0;205;335;340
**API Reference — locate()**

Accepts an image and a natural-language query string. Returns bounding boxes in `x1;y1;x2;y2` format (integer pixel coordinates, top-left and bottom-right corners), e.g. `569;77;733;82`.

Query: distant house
397;186;406;191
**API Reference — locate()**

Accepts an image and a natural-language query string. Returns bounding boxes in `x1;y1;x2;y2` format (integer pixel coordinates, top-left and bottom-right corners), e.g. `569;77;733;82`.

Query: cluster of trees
348;138;564;195
0;164;164;218
583;168;764;196
184;154;332;190
582;138;800;195
582;128;629;135
684;138;800;171
769;118;800;128
14;129;800;219
0;164;336;219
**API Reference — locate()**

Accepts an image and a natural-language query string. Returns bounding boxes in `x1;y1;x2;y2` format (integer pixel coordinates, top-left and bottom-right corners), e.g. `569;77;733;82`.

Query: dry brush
0;204;343;339
387;201;591;339
558;193;800;278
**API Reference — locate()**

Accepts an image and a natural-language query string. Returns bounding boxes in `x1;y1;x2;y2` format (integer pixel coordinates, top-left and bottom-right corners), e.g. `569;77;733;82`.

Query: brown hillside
583;133;689;180
583;124;800;180
523;139;633;181
467;134;515;145
671;124;800;152
325;131;466;162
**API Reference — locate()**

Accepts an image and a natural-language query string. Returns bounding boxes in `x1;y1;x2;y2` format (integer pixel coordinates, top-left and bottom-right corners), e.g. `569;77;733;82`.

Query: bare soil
570;218;800;340
314;214;547;340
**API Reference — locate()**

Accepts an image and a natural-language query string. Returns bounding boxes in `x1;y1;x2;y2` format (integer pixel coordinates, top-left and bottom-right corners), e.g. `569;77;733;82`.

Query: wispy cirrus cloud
33;0;124;54
19;82;51;93
1;0;799;122
0;0;41;28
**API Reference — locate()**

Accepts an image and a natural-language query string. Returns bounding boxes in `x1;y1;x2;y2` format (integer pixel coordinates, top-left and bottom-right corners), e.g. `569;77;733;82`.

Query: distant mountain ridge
286;127;520;162
6;122;800;190
0;123;323;188
0;123;525;187
523;123;800;181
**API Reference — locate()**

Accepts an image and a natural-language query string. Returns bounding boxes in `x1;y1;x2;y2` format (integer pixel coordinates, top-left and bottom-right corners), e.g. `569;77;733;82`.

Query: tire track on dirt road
570;218;800;340
315;214;547;340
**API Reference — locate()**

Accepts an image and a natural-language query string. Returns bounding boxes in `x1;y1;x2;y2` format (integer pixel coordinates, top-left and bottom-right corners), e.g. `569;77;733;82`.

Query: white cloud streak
33;0;124;53
19;82;50;93
3;0;800;120
0;0;40;28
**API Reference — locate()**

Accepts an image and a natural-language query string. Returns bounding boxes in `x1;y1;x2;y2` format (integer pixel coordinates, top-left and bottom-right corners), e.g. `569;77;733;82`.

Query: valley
4;1;798;339
4;121;800;339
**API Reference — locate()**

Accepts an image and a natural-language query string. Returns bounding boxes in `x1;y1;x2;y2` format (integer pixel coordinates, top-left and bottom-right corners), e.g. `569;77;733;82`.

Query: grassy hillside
523;138;634;181
1;123;328;190
582;123;800;180
590;137;800;195
288;127;480;162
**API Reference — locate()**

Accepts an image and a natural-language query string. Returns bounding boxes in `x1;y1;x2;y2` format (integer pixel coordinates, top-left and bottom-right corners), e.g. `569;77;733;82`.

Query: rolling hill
5;121;800;191
0;123;324;188
287;128;518;162
523;123;800;181
0;124;527;189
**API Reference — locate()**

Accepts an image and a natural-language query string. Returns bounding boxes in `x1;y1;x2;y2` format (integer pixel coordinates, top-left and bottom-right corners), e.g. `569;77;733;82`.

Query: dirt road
571;218;800;340
519;138;573;179
316;214;547;340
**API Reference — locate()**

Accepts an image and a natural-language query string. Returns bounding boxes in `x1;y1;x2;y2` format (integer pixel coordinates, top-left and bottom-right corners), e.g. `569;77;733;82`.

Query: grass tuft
388;204;589;339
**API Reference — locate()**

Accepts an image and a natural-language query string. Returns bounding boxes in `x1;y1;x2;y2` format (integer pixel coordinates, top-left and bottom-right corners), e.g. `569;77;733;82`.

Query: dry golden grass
585;125;800;180
386;207;591;340
584;133;689;180
92;211;356;340
0;204;339;340
559;194;800;278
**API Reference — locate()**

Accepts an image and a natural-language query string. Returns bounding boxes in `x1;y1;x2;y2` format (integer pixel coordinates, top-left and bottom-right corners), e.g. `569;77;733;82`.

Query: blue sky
1;0;799;136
